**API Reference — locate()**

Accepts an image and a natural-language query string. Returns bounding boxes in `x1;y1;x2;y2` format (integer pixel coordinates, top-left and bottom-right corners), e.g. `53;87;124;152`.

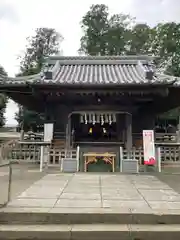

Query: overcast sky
0;0;180;125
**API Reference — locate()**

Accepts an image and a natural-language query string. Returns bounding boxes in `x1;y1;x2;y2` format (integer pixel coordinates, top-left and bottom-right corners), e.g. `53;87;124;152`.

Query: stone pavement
5;173;180;212
0;164;46;206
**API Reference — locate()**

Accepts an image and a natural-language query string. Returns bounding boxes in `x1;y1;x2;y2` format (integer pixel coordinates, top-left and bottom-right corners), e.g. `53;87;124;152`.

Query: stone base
0;224;180;240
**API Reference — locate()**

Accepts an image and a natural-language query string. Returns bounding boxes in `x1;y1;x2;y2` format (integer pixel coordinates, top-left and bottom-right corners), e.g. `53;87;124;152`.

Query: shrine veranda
1;55;180;172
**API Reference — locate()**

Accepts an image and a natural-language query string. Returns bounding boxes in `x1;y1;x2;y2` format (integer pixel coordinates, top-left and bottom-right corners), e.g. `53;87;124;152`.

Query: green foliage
79;4;133;55
150;22;180;76
0;66;7;127
80;4;180;119
16;28;63;131
15;106;44;132
18;27;63;76
128;23;153;55
80;4;180;78
79;4;109;55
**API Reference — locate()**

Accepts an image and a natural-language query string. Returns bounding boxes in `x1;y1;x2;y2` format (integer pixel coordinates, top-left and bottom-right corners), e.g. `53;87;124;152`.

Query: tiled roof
43;63;154;85
1;55;177;86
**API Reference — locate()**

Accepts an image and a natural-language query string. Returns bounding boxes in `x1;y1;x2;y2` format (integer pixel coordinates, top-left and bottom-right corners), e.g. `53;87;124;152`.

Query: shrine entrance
73;112;118;144
87;158;113;172
71;112;118;172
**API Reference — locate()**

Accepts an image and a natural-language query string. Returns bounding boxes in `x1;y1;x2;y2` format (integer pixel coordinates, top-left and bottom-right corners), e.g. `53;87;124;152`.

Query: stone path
5;173;180;213
0;164;45;206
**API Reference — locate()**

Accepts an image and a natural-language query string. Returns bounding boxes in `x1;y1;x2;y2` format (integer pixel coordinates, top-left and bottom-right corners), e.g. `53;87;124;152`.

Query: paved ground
157;173;180;194
0;164;46;206
4;173;180;213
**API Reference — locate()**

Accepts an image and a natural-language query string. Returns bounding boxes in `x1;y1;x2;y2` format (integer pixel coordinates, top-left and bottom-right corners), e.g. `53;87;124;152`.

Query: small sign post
143;130;156;165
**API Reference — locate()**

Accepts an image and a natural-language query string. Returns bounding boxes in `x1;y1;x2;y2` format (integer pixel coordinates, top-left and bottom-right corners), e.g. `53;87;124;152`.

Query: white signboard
44;123;54;142
143;130;156;165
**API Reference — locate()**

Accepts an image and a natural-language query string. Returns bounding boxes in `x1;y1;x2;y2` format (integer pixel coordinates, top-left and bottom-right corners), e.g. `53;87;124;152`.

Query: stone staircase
0;210;180;239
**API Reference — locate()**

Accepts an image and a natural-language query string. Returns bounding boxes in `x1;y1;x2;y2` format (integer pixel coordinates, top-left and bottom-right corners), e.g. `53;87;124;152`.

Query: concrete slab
5;173;180;214
139;189;180;201
102;190;143;200
148;201;180;210
59;193;101;200
55;199;102;208
0;207;51;213
0;172;8;177
103;200;150;209
8;198;57;208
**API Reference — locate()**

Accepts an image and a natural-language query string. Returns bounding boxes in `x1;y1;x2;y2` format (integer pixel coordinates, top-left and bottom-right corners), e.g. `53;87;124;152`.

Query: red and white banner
143;130;156;165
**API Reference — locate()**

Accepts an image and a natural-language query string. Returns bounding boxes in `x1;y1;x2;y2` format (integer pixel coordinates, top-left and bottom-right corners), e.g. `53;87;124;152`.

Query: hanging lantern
103;127;107;134
89;127;93;134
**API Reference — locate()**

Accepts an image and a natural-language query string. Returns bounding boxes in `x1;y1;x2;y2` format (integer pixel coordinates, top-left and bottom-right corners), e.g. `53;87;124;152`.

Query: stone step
1;211;180;224
0;224;180;240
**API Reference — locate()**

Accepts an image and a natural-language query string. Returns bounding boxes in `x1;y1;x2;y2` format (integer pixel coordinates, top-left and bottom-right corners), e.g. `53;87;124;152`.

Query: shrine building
0;55;180;171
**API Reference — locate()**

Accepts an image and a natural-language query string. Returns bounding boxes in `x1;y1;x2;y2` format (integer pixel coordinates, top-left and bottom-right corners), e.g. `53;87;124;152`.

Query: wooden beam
72;105;138;113
35;87;169;96
7;93;45;112
138;87;180;116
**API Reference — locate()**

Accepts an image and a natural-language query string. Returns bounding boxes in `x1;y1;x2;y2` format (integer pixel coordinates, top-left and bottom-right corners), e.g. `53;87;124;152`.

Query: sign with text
44;123;54;142
143;130;156;165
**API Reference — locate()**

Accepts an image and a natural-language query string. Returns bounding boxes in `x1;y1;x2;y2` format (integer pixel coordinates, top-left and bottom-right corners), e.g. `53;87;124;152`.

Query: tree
16;28;63;131
79;4;109;55
80;5;156;56
79;4;133;56
15;107;45;132
106;14;133;55
19;27;63;76
127;23;153;55
150;22;180;77
79;6;180;121
0;66;7;127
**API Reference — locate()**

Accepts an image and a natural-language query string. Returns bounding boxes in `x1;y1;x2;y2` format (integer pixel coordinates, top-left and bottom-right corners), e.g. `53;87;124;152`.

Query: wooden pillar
65;114;72;152
177;115;180;142
126;113;132;157
54;105;71;133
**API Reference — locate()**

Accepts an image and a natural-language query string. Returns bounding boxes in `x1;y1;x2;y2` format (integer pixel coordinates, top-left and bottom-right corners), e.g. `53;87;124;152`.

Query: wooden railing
123;146;180;165
49;148;77;165
155;133;177;143
2;141;79;171
123;148;144;165
2;141;41;162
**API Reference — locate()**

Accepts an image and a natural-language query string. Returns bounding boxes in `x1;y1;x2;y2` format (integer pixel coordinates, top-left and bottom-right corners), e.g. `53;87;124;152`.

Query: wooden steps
51;139;66;149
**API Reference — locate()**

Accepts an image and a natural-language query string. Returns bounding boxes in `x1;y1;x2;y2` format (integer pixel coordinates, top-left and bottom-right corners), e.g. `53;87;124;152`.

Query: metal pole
76;145;80;172
157;147;161;173
7;161;12;202
40;146;44;172
119;146;123;172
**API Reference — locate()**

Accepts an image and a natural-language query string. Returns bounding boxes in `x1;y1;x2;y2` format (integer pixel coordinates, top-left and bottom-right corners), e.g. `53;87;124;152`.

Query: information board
44;123;54;142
